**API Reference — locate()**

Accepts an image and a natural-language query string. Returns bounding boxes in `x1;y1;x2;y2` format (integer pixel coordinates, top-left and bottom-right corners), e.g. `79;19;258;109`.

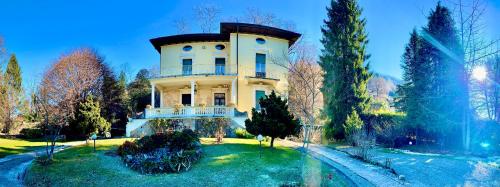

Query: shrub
19;128;44;139
245;91;301;148
366;112;406;148
117;141;139;156
195;118;229;138
235;128;254;139
119;130;202;174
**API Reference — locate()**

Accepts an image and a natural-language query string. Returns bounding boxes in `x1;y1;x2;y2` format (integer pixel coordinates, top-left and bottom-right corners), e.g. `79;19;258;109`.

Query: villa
126;22;301;137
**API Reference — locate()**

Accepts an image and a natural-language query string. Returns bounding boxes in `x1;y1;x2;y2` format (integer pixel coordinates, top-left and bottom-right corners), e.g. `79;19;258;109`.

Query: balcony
160;64;237;78
145;106;235;118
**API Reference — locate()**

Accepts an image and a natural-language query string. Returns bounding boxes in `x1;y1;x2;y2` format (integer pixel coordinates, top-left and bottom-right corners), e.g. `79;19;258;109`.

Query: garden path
0;141;85;187
279;140;405;187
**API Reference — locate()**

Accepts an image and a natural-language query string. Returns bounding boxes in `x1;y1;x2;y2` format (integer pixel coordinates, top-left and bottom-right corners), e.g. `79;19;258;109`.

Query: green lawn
0;138;47;158
24;138;352;187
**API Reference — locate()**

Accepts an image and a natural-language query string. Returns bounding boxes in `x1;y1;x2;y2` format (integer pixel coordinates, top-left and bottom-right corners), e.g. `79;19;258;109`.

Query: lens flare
472;66;487;81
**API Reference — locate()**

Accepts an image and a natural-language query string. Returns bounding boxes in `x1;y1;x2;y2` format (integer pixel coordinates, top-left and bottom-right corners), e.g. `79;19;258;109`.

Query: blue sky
1;0;499;87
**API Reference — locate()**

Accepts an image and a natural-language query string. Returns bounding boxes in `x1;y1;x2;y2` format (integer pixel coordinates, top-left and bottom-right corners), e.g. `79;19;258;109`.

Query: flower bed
117;129;202;174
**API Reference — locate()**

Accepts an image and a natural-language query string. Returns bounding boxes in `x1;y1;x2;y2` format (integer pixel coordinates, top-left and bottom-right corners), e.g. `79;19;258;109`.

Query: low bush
117;141;139;156
235;128;254;139
19;128;44;139
117;129;202;174
195;118;232;137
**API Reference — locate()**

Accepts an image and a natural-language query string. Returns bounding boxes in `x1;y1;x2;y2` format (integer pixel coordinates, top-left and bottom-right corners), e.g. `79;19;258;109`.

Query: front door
214;93;225;106
182;94;191;106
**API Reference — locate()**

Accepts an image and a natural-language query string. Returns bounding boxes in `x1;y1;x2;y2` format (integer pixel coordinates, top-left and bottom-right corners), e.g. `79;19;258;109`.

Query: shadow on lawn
0;145;46;158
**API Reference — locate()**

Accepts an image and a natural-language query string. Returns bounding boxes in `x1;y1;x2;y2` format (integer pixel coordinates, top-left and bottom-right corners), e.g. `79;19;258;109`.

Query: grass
24;138;352;187
0;138;47;158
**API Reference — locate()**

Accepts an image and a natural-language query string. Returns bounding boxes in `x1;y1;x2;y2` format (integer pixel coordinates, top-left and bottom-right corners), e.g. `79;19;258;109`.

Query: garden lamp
91;133;97;152
257;134;263;158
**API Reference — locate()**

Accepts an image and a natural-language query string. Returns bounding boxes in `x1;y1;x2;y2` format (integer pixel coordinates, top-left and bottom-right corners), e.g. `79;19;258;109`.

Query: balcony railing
145;106;235;118
156;65;285;80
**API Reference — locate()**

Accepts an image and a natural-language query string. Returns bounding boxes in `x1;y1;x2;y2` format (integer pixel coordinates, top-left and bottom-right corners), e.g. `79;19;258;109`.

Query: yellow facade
150;33;292;115
126;23;300;137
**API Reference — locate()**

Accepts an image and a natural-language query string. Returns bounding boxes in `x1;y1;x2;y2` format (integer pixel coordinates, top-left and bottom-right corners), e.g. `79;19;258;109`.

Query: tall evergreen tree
127;69;152;114
398;3;468;148
421;3;468;147
100;63;128;136
319;0;371;139
395;29;429;144
5;54;22;91
1;54;25;133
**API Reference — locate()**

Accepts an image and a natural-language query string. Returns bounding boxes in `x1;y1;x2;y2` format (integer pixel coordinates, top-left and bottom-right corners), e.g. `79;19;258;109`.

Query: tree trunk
270;137;275;148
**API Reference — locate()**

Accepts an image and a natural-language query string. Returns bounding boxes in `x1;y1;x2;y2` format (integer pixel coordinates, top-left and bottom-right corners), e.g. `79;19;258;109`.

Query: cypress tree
319;0;371;139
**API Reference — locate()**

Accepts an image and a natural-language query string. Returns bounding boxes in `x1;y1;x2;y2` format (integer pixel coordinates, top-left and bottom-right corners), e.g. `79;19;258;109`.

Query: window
182;59;192;75
215;58;225;75
214;93;225;106
182;94;191;106
255;90;266;110
256;53;266;78
256;38;266;44
182;45;192;51
215;44;225;50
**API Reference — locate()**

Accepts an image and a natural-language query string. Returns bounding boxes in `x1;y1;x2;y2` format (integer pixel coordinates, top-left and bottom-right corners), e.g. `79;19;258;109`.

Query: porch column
231;78;237;105
151;83;155;108
190;80;195;107
159;89;164;108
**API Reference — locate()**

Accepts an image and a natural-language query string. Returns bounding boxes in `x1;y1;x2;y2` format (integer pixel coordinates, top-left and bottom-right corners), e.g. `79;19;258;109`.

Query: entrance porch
148;75;238;119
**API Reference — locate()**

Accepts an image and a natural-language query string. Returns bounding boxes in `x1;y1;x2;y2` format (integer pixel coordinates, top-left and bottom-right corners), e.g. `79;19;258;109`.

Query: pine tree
127;69;152;114
421;3;467;147
5;54;22;91
100;63;128;136
2;54;25;133
319;0;371;140
396;29;430;144
245;91;300;148
398;3;468;148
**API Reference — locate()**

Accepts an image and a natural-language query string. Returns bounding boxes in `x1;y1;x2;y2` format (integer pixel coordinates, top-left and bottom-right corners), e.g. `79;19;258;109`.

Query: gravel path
0;141;86;187
279;140;405;187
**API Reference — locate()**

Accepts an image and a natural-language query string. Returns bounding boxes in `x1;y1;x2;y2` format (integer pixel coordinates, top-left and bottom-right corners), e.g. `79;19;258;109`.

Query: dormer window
256;38;266;44
182;45;193;52
215;44;225;50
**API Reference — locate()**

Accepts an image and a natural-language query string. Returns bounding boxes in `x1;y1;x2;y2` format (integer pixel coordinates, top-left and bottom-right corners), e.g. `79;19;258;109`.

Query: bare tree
368;76;394;100
193;4;221;33
0;67;5;133
451;0;500;150
272;40;323;148
0;37;5;58
0;37;6;132
36;48;103;160
173;18;190;34
244;7;278;26
242;7;296;31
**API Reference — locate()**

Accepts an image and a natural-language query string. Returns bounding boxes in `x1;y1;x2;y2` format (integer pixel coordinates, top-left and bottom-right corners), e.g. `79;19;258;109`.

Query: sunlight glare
472;66;487;81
